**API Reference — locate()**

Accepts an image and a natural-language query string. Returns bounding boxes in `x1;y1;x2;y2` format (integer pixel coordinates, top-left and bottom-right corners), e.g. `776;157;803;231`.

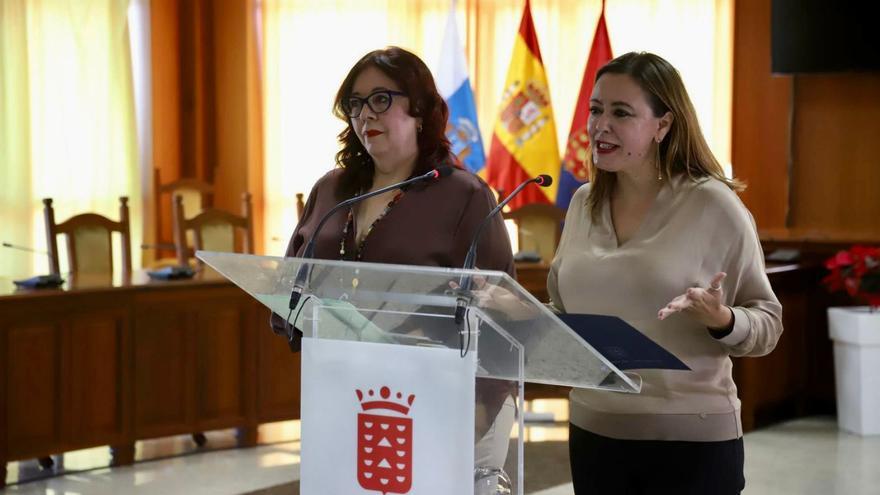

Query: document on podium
558;313;690;371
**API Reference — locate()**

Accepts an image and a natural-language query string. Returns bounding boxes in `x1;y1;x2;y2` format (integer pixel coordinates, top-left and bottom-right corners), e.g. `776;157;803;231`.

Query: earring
417;123;423;133
655;137;663;181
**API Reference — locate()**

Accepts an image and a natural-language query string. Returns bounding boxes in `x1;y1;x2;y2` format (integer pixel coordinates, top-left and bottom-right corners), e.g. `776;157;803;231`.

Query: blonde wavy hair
586;52;744;219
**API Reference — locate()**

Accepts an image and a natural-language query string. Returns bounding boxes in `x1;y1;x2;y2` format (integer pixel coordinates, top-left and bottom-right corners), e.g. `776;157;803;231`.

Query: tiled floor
5;408;880;494
743;416;880;494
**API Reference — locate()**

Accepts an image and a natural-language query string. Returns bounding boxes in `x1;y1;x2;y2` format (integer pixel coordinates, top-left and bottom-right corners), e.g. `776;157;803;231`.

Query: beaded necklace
339;190;405;261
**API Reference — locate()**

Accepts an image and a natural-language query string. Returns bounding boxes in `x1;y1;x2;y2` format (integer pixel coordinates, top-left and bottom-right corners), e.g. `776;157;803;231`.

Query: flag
557;2;613;210
485;0;560;210
437;1;485;174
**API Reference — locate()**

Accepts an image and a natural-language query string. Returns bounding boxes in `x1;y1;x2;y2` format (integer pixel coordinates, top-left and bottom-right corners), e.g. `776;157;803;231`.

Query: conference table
0;269;298;487
0;260;829;487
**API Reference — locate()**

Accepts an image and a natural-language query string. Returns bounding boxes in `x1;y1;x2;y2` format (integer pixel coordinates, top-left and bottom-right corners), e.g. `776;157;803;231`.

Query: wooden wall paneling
178;0;217;182
732;0;791;230
210;0;265;254
244;0;265;255
152;0;266;258
151;0;183;250
734;1;880;242
212;0;248;217
789;74;880;237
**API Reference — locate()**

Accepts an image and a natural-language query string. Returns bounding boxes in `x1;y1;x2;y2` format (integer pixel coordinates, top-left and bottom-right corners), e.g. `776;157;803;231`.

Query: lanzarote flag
557;1;613;210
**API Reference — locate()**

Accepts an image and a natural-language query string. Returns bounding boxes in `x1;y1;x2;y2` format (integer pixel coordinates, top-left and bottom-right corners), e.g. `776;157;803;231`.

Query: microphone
286;166;453;314
454;174;553;325
2;242;49;255
3;242;64;288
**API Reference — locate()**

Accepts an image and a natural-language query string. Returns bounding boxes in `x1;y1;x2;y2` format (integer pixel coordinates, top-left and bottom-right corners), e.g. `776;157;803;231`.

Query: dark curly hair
332;46;453;200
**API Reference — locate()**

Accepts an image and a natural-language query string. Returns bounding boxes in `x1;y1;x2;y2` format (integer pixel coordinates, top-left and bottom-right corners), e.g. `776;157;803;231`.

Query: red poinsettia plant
823;245;880;310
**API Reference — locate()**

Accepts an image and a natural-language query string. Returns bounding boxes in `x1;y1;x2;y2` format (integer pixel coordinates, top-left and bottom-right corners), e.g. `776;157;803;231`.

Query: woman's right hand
449;276;537;320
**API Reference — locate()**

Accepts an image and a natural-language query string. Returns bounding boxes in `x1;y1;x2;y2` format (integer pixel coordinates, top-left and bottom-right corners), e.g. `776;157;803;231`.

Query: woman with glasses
269;46;516;471
272;45;513;305
274;46;513;275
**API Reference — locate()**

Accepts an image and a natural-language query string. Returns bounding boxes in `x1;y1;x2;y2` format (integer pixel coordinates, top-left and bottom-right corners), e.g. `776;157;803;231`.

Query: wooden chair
170;192;253;448
43;197;132;277
502;203;565;263
173;192;254;266
149;169;214;265
296;193;305;221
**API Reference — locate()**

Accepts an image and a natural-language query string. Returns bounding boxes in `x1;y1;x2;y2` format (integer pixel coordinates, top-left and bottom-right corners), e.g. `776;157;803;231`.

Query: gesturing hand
657;272;733;329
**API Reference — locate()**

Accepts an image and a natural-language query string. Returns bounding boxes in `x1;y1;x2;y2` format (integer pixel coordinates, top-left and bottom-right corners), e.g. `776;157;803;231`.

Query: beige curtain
261;0;731;255
0;0;33;278
0;0;141;278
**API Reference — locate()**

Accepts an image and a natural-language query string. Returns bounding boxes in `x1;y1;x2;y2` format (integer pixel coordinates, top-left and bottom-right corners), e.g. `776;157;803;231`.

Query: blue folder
558;313;690;371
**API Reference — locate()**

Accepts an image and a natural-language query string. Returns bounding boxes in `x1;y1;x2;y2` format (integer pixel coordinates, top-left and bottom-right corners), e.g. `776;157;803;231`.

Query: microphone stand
283;167;452;347
453;175;553;343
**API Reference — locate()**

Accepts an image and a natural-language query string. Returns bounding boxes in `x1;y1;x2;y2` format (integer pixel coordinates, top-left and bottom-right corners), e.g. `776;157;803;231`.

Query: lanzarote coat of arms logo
356;386;416;494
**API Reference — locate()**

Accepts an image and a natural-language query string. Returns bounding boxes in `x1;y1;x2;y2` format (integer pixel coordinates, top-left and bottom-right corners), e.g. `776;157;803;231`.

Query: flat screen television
771;1;880;74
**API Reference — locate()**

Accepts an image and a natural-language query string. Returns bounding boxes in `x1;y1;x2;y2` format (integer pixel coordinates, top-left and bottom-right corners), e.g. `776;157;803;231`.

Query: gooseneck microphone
454;174;553;325
3;242;64;288
2;242;49;255
286;166;453;315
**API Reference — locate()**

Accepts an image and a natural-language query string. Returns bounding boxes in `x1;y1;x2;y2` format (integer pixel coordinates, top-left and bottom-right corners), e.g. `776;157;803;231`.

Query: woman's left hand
657;272;733;329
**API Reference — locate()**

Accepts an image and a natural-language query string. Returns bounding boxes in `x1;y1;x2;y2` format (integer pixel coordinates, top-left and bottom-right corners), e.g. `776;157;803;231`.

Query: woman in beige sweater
550;52;783;494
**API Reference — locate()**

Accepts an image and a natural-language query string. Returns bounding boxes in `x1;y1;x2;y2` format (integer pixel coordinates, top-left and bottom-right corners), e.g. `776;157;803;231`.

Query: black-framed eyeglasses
344;90;407;118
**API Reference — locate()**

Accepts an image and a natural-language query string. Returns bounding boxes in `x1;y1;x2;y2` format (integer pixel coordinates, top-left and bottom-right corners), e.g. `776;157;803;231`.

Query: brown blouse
270;166;515;341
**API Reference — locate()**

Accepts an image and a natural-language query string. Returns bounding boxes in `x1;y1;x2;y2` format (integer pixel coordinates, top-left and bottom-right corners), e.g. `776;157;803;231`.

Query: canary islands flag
485;0;560;210
437;2;485;174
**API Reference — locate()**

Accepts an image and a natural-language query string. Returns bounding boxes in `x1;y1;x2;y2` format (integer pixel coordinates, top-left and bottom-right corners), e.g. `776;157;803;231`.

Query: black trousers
569;423;745;495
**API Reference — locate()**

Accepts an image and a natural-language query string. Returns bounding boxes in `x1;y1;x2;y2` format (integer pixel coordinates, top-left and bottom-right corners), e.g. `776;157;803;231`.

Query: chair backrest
153;168;214;250
503;203;565;263
173;192;254;266
296;193;305;221
43;197;132;277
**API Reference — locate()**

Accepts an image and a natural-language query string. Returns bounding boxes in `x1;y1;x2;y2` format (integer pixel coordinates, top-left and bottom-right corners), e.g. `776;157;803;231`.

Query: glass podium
197;251;640;495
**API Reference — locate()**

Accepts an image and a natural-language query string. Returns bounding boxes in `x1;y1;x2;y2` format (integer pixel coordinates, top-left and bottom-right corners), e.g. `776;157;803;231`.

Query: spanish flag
485;0;560;211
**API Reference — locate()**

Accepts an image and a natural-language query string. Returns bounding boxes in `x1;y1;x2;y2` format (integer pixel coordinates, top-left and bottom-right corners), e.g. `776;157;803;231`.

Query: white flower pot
828;306;880;435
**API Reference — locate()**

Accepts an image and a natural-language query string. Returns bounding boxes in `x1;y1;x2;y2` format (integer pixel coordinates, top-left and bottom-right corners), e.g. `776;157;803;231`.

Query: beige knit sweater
549;175;783;442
